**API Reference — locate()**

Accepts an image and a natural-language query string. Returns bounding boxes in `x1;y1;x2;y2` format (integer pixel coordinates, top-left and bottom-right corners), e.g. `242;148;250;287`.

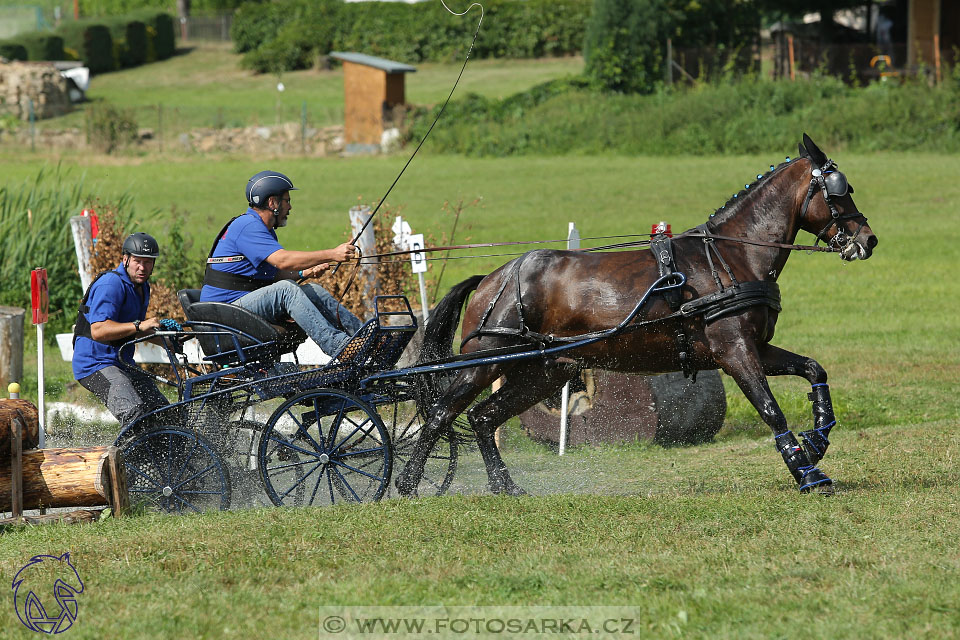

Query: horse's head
797;133;878;261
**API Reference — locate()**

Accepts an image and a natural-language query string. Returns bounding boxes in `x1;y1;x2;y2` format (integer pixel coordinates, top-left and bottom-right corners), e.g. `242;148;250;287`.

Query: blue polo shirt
72;263;150;380
200;209;283;303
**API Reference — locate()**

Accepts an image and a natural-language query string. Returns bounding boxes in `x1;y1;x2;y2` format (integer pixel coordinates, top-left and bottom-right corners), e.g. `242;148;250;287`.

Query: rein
347;232;839;264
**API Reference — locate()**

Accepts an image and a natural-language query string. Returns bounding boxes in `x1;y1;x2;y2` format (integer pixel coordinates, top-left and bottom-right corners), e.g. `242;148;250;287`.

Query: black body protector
202;216;274;292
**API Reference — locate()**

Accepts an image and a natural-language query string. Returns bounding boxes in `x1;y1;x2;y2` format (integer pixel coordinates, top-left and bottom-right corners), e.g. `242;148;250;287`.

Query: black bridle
800;159;869;250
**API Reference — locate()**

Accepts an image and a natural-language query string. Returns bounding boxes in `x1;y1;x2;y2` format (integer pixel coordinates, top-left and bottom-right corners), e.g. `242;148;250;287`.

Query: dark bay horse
396;134;878;496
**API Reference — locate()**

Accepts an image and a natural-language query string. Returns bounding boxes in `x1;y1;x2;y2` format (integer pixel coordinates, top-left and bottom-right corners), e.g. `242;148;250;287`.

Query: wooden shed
329;52;416;154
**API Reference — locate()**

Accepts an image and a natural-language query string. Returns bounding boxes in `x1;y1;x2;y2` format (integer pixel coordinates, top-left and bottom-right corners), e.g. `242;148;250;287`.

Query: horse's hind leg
715;343;833;493
757;344;837;465
467;358;578;496
395;367;497;497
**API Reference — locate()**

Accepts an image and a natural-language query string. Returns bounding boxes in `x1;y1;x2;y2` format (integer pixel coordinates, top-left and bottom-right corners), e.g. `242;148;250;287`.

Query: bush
85;103;138;153
127;10;177;62
106;18;148;68
0;167;137;336
13;32;65;61
405;74;960;156
234;0;591;72
0;42;28;61
231;1;290;54
57;21;115;74
584;0;675;94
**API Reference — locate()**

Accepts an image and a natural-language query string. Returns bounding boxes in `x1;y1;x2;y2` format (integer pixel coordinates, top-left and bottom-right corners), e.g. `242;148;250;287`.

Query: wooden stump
1;446;128;512
0;399;40;451
0;305;25;391
519;369;726;448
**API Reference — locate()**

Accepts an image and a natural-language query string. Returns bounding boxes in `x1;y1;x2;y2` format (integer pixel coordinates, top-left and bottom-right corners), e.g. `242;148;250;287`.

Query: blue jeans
234;280;364;356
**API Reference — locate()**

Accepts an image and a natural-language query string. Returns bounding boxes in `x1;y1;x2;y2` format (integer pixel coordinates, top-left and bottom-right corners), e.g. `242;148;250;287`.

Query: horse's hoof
493;484;527;497
394;473;418;498
799;467;833;495
808;482;835;496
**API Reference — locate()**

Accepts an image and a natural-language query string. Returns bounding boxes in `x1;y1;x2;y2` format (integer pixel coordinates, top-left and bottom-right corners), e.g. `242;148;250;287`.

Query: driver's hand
331;243;357;263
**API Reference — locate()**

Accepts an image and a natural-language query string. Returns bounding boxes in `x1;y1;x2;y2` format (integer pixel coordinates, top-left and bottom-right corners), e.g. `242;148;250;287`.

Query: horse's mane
705;156;799;227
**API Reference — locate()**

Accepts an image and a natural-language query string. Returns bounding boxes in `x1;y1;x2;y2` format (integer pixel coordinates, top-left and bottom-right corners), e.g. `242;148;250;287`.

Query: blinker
824;171;852;197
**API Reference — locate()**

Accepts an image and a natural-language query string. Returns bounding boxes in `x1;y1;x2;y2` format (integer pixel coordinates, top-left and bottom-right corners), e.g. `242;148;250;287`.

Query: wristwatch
133;319;141;333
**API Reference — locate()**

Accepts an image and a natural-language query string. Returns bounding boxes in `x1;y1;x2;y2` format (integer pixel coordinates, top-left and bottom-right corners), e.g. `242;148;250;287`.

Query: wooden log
0;399;40;451
0;446;121;511
0;508;107;530
0;305;25;391
10;417;23;518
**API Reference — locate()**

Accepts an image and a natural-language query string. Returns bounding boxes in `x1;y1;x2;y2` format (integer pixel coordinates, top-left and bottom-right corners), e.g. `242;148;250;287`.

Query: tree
583;0;676;94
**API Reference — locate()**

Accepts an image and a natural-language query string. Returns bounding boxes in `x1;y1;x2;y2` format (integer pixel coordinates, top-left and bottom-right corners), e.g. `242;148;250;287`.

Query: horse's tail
418;274;484;365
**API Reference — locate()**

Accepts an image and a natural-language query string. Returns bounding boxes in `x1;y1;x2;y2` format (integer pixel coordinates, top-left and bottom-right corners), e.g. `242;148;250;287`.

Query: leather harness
460;225;782;380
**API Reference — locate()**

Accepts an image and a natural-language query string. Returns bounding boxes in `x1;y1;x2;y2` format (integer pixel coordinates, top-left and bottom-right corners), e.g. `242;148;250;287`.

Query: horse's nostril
867;235;878;248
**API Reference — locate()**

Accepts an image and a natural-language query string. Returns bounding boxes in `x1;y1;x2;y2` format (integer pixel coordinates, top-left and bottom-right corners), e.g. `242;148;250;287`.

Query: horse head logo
11;553;84;634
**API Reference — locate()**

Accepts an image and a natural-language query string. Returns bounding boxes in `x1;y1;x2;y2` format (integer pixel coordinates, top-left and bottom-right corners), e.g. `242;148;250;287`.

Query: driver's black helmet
246;170;297;207
122;232;160;258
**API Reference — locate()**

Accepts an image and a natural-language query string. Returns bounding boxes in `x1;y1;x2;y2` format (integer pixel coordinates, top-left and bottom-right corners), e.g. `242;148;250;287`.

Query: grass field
30;42;583;133
1;46;959;639
1;148;957;637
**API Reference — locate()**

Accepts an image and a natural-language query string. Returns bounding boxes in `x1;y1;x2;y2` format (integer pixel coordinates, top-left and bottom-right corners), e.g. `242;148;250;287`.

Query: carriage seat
177;289;307;365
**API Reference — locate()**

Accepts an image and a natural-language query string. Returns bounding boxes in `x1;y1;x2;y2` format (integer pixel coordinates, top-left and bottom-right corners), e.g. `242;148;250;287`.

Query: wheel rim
122;428;231;513
258;390;391;507
381;398;457;497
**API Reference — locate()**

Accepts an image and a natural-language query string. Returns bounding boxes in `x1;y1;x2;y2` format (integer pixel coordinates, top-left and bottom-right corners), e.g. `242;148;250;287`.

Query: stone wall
0;61;71;120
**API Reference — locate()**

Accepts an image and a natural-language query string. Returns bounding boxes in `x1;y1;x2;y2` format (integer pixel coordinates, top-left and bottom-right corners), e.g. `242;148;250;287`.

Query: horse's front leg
756;344;837;465
715;341;833;493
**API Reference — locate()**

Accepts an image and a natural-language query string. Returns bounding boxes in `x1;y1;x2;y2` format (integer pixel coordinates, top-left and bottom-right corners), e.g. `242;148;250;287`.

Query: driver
199;170;364;358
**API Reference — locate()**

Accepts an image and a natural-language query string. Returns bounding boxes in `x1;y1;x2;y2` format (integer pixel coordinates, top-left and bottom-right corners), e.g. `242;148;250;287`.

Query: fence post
787;34;796;81
301;101;307;154
666;38;673;85
28;98;35;152
0;307;25;392
349;206;377;318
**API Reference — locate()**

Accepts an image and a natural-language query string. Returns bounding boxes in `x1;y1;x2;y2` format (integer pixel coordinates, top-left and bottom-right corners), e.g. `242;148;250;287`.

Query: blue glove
159;318;183;331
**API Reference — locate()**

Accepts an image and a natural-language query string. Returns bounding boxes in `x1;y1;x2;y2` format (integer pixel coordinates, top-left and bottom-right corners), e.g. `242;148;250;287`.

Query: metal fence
178;14;233;42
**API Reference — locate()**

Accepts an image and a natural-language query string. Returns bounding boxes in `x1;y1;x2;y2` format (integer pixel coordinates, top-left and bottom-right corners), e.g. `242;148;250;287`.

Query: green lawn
34;42;584;133
1;146;958;637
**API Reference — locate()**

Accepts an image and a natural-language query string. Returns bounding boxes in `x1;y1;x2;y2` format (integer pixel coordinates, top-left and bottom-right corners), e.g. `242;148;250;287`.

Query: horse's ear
798;142;808;158
802;133;828;166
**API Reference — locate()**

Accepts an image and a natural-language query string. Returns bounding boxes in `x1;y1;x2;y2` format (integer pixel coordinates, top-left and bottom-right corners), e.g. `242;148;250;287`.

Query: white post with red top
558;222;580;456
31;268;49;448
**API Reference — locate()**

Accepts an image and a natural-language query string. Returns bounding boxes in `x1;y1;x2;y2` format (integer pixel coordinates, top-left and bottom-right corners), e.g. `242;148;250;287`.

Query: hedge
57;21;115;73
131;10;176;60
106;17;148;68
0;42;29;62
13;32;65;62
234;0;592;73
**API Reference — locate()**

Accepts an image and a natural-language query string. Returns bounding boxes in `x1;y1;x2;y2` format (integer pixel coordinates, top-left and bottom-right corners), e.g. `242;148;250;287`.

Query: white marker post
30;268;49;448
558;222;580;456
408;233;430;323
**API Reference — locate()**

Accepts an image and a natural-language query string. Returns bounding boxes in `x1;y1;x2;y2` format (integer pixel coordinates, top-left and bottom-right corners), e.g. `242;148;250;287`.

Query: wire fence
667;39;955;86
0;101;347;155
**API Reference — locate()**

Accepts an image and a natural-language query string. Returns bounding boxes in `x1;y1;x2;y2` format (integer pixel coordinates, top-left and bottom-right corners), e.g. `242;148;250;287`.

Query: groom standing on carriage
200;170;366;358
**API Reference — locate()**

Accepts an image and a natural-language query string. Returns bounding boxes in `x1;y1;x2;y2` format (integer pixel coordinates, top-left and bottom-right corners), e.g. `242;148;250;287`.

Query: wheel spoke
277;461;323;501
329;458;386;482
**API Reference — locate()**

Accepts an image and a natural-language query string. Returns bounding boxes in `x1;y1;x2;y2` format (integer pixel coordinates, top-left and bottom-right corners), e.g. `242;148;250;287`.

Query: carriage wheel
121;428;231;514
379;398;457;497
257;389;391;507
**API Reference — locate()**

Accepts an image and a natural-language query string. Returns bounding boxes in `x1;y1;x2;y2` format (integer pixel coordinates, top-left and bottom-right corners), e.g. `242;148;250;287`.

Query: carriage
116;136;878;512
